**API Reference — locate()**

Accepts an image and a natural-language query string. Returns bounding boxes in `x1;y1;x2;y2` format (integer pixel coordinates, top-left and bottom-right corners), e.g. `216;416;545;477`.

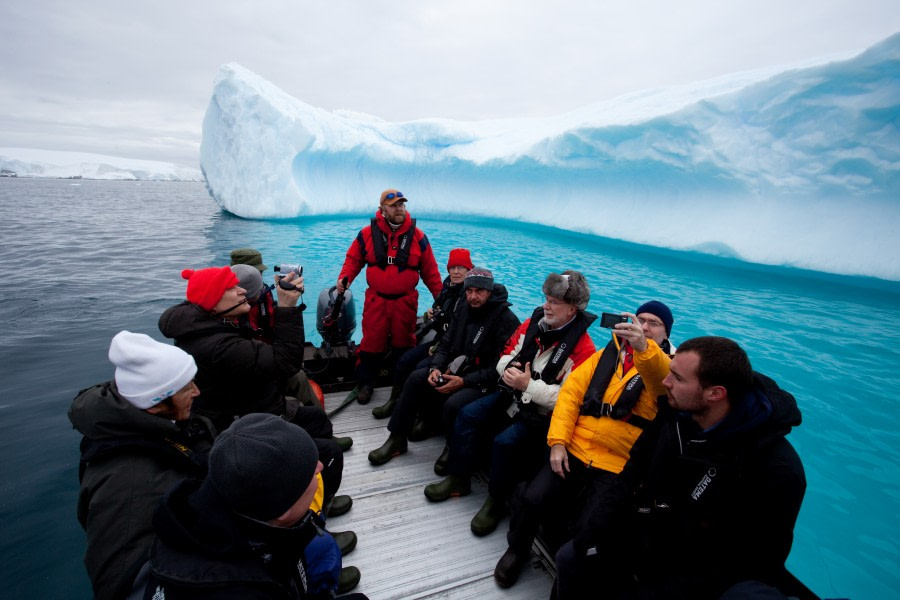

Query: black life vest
451;299;511;375
580;338;671;429
368;217;418;272
510;307;596;386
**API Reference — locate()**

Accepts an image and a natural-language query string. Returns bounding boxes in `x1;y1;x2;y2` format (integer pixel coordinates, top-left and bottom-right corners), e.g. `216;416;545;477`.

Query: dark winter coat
575;372;806;599
430;283;521;389
143;480;328;600
158;302;305;429
69;381;215;600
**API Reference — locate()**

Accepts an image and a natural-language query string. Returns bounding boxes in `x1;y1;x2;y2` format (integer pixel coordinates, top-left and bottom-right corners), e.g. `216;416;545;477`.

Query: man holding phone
494;300;675;588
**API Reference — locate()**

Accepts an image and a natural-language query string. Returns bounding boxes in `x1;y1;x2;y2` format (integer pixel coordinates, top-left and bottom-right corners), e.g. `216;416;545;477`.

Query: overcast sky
1;0;898;167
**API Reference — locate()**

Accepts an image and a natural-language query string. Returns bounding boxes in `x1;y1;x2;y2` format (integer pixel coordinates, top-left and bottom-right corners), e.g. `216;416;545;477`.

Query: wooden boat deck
324;386;555;599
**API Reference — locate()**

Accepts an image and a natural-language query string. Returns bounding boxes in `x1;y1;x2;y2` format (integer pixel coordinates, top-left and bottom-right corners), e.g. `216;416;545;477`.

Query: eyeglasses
448;265;469;272
384;192;404;201
638;317;665;328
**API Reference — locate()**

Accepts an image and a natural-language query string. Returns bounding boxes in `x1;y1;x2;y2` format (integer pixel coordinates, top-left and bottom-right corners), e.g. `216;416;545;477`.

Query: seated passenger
70;331;214;600
423;271;597;538
144;413;369;599
555;337;806;600
367;267;520;466
229;250;278;344
158;266;352;518
371;247;473;419
494;301;675;588
230;247;268;273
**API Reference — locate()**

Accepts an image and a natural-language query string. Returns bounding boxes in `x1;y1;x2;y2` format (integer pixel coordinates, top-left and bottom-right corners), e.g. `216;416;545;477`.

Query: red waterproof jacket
339;209;442;299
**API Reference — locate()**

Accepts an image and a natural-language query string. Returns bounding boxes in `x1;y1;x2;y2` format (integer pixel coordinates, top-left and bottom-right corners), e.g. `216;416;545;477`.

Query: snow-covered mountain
0;148;201;181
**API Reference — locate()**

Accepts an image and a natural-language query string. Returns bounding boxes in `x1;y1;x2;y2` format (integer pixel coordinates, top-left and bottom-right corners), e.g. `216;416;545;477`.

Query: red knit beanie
182;267;239;311
447;248;474;270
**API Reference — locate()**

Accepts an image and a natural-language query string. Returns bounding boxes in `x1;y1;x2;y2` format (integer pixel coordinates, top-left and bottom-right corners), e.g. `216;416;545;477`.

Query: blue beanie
635;300;674;336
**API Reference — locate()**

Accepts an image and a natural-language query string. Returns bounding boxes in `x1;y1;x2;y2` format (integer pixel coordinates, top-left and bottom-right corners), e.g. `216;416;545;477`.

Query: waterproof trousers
507;452;617;555
388;365;489;438
448;391;551;500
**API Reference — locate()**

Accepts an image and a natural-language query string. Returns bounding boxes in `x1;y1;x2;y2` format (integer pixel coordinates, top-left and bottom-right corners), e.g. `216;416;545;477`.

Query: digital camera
274;264;303;277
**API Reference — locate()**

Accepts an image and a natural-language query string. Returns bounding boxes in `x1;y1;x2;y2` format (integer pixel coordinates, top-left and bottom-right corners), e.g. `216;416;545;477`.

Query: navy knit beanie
635;300;674;336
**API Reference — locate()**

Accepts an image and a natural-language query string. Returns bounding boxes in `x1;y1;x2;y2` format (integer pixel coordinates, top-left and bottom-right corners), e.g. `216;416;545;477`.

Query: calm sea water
1;178;898;599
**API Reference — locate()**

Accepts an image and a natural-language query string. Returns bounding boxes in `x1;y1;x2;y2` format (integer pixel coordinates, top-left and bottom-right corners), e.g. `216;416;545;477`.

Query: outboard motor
316;284;356;347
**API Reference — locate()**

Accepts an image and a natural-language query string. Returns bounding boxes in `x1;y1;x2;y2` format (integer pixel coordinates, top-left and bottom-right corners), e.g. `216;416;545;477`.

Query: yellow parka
547;337;671;474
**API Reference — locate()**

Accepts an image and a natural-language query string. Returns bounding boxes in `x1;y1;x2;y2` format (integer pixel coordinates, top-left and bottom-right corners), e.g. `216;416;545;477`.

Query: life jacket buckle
599;402;614;417
387;255;395;265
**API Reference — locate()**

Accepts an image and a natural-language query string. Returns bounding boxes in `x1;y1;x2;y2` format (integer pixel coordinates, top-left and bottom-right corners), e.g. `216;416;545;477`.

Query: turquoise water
1;179;897;598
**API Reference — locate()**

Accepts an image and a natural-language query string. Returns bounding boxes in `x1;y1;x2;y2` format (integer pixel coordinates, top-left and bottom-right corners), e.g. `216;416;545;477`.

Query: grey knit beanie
542;271;590;311
231;264;263;300
209;414;319;521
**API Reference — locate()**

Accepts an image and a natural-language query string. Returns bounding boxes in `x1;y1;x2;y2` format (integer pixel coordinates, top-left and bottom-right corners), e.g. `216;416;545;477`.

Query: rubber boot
494;546;530;588
337;566;361;594
470;495;508;536
372;382;402;419
367;433;408;465
325;494;353;518
333;436;353;451
433;445;450;476
407;417;432;442
424;474;471;502
331;530;358;556
355;383;374;405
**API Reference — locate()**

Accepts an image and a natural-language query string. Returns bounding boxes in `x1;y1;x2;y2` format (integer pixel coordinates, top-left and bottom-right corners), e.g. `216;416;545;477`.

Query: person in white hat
69;331;214;600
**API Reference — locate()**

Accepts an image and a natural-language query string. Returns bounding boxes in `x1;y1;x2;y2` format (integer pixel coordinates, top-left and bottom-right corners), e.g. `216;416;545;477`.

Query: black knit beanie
208;413;319;521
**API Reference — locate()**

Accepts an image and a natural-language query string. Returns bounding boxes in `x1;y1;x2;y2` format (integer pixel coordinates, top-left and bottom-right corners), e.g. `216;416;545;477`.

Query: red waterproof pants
359;287;419;352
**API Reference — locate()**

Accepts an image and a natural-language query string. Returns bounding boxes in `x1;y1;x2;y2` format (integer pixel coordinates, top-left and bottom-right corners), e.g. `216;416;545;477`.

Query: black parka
575;372;807;599
69;381;215;600
158;302;305;429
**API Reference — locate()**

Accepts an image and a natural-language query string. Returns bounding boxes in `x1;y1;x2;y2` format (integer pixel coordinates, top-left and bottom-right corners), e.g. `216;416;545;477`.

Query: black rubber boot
433;445;450;476
494;547;530;588
423;474;471;502
367;433;408;466
470;495;507;536
355;383;374;405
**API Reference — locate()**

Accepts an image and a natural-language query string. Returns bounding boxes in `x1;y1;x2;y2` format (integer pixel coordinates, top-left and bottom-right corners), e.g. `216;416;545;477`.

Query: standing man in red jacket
336;189;443;404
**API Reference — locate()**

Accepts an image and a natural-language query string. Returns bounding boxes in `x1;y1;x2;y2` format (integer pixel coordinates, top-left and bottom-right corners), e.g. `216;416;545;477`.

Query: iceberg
200;34;900;281
0;148;202;181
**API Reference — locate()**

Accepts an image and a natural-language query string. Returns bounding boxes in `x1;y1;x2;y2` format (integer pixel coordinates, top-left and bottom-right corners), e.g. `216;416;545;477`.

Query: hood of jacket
680;371;802;450
467;282;511;317
154;478;318;565
373;207;414;237
158;301;230;341
69;380;181;441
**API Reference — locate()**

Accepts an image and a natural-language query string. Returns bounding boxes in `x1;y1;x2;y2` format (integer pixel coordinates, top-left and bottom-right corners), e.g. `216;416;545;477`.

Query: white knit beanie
109;331;198;409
